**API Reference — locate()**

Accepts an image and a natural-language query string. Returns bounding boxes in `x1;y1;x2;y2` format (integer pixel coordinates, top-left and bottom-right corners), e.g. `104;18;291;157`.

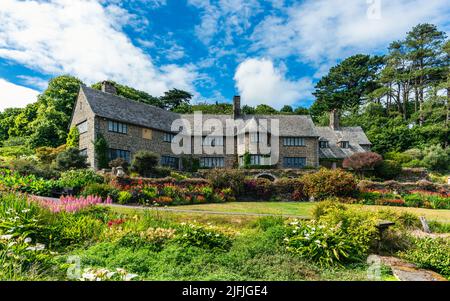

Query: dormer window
319;141;329;148
340;141;349;148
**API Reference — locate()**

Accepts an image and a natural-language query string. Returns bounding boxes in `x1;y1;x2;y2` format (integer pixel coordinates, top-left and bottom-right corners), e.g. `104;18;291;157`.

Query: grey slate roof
316;126;371;159
81;86;318;137
81;86;179;132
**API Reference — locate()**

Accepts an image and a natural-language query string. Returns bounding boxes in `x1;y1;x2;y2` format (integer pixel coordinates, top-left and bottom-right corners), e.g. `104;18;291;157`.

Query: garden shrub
374;160;402;180
55;147;88;170
152;166;172;178
66;127;80;148
51;213;105;247
403;194;423;208
285;207;378;266
118;191;133;204
108;158;129;171
421;144;450;172
8;158;59;179
342;152;383;176
206;169;245;196
399;237;450;279
311;199;347;220
274;178;304;194
58;169;104;190
301;168;357;200
131;151;158;177
82;183;119;200
175;223;233;252
243;178;274;199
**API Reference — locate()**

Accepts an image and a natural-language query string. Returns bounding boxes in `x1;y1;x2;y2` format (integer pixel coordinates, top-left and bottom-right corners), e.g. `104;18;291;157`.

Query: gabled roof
316;126;371;159
80;86;319;137
80;86;179;132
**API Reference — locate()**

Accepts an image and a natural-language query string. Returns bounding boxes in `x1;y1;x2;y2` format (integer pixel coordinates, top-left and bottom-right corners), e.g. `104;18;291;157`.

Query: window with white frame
77;120;88;134
200;157;224;168
108;120;128;134
283;137;305;146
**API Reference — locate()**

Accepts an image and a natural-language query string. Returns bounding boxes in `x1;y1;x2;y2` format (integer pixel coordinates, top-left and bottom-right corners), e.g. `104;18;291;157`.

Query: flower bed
357;188;450;209
31;195;112;213
110;179;234;206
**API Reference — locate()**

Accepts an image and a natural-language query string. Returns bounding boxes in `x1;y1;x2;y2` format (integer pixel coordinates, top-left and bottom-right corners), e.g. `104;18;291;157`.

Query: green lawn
170;202;450;223
111;201;450;224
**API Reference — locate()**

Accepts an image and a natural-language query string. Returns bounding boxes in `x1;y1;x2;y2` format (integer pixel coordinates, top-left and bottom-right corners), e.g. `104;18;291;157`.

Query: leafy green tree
0;108;23;142
254;104;278;115
280;105;293;113
241;105;255;115
93;134;109;169
294;106;309;115
405;23;447;124
159;89;193;111
312;54;383;114
66;126;80;148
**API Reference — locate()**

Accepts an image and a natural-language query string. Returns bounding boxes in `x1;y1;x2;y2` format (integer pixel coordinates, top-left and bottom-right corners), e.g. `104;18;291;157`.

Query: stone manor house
69;81;371;170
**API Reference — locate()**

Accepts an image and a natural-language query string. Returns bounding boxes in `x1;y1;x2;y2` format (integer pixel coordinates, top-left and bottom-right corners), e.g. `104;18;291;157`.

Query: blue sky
0;0;449;111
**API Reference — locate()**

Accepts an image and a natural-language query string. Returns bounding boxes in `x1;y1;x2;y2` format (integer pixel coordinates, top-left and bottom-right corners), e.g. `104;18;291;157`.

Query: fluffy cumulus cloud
234;58;313;109
0;0;197;96
251;0;450;77
0;79;39;111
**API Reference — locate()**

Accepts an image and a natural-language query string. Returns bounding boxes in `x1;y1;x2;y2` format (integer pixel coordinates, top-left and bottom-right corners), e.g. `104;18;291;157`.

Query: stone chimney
329;109;340;130
101;81;117;94
233;95;241;118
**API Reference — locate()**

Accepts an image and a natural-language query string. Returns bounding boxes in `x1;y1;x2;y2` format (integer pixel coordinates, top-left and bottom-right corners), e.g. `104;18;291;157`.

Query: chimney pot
101;81;117;94
233;95;241;118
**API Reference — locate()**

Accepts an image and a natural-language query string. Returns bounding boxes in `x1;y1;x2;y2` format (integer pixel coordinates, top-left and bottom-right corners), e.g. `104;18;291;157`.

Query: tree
92;81;162;107
93;134;109;169
421;144;450;171
55;147;87;170
131;150;159;177
280;105;293;113
294;106;309;115
159;89;193;111
241;105;255;115
312;54;383;114
254;104;278;114
0;108;23;142
405;24;447;125
66;126;79;148
342;152;383;176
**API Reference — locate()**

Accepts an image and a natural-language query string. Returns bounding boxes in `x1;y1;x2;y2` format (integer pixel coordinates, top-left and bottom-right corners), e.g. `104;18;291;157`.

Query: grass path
110;201;450;223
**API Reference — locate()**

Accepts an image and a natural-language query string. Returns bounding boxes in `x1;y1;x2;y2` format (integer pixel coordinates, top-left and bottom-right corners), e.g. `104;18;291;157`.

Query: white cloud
0;78;39;111
17;75;48;90
188;0;261;45
251;0;450;77
0;0;198;96
234;58;313;109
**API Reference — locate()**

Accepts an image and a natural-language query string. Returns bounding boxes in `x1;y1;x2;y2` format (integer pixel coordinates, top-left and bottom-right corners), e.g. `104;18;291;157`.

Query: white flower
21;209;31;213
0;234;13;240
123;273;138;281
24;237;32;244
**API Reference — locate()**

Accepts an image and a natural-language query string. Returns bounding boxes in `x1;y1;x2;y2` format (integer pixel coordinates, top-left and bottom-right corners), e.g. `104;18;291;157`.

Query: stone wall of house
69;91;96;168
95;117;174;168
277;137;319;168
